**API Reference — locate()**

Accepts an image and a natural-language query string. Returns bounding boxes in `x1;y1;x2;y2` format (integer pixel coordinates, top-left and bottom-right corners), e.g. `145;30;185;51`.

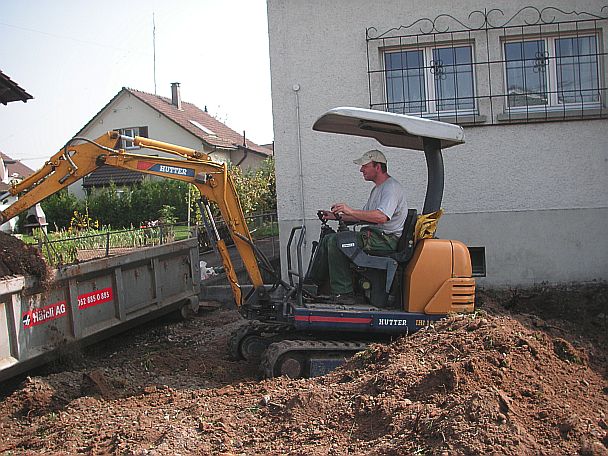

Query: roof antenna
153;12;157;94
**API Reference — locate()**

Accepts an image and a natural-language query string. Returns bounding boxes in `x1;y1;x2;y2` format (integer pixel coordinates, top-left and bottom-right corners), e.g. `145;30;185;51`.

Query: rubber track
261;339;368;378
228;320;293;360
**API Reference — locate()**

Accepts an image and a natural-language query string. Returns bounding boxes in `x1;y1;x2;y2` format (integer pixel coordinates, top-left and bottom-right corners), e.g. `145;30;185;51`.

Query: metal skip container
0;238;201;382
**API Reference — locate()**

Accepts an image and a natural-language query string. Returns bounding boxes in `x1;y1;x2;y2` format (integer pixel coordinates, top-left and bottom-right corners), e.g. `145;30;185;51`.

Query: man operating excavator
308;149;407;303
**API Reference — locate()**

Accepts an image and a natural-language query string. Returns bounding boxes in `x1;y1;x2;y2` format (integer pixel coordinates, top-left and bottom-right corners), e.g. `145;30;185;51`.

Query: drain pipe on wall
293;83;306;245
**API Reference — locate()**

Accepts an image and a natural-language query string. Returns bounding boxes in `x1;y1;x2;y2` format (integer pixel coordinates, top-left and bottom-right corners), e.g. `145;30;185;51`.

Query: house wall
267;0;608;287
1;158;47;233
69;92;232;199
230;148;271;170
0;194;18;233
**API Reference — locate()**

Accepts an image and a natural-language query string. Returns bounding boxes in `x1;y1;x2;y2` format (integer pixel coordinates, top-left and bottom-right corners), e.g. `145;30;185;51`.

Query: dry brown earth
0;283;606;455
0;232;49;284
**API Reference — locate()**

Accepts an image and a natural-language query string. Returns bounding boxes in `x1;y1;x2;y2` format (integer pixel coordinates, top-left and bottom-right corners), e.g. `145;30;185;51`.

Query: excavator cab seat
365;208;418;263
336;209;418;307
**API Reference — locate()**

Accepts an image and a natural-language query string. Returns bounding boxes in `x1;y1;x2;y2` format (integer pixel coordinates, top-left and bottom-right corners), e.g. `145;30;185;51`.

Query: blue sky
0;0;273;169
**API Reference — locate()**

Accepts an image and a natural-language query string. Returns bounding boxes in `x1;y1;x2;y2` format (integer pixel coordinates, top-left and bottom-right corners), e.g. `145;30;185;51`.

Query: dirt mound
187;309;605;455
306;312;607;455
0;231;50;284
0;288;606;455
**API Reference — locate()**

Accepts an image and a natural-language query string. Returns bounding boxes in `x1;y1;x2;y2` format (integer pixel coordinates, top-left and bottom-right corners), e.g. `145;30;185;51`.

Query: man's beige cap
353;149;387;165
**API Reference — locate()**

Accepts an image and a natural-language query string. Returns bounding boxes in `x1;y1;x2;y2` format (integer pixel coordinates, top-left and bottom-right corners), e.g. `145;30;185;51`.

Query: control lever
316;209;347;232
333;211;349;232
316;210;336;238
317;210;327;226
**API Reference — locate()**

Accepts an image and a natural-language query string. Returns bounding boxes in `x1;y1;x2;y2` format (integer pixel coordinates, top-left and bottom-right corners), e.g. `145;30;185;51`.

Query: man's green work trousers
308;227;399;295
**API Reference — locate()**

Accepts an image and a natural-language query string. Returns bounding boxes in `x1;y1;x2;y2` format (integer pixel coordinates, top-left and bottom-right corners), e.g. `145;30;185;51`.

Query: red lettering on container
22;301;67;328
77;287;114;310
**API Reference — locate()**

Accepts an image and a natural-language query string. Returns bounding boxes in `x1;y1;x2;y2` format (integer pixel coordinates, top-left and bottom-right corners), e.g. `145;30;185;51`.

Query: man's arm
326;203;389;224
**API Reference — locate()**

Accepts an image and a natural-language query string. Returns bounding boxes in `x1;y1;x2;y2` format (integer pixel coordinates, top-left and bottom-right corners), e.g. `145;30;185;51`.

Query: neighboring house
260;143;274;156
267;1;607;287
0;71;46;233
70;83;271;198
0;152;47;233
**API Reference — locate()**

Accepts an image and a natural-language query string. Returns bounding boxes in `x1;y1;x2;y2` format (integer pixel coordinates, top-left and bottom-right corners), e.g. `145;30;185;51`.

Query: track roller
261;340;368;379
228;320;293;361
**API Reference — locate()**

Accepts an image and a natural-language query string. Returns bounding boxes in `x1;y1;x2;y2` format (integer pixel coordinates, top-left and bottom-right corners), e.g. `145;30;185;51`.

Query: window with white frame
119;126;148;149
504;34;600;110
384;44;476;115
368;8;606;124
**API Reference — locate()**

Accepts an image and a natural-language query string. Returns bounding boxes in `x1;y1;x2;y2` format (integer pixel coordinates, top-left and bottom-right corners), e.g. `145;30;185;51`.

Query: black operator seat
367;208;418;264
335;208;418;293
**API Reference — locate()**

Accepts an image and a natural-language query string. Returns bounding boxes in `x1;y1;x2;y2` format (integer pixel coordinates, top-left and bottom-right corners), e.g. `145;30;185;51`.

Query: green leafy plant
158;205;177;225
41;190;84;230
229;157;277;215
86;183;131;228
37;159;276;234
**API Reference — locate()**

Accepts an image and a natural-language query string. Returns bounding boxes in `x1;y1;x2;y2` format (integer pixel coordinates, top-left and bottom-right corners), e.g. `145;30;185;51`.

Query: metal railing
29;212;279;267
31;225;191;266
197;212;280;275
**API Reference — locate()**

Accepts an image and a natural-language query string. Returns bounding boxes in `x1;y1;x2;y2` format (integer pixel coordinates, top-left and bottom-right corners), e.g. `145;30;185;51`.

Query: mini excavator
0;107;475;379
230;107;475;378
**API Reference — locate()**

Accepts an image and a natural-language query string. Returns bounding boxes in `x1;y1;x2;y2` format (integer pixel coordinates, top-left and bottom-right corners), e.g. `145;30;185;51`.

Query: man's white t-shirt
362;176;407;235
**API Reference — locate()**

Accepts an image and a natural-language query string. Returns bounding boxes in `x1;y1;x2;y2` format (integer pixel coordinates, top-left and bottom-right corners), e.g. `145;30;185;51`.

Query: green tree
41;190;84;231
130;178;188;226
229;157;276;214
87;183;132;228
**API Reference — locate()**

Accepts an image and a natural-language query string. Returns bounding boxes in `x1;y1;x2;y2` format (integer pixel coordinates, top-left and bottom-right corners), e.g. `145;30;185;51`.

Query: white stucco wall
267;0;608;286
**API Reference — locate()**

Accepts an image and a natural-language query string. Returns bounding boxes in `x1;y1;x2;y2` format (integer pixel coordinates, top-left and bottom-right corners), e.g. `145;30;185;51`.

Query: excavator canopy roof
312;107;465;151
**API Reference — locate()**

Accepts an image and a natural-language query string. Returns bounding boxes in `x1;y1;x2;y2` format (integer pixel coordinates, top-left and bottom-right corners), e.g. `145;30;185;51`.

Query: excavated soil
0;232;50;285
0;284;607;455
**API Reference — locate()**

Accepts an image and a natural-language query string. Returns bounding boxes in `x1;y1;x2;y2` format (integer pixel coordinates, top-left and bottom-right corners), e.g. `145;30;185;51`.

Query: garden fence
30;212;278;267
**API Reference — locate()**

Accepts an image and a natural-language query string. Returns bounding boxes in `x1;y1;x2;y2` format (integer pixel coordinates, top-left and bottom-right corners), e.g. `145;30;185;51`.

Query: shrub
40;159;276;231
87;183;131;228
130;179;188;227
41;190;84;231
230;157;276;214
83;179;189;229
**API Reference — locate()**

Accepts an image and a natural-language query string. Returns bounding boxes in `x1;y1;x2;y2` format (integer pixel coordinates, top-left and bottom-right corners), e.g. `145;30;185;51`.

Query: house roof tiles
82;165;144;188
125;88;270;156
0;151;35;179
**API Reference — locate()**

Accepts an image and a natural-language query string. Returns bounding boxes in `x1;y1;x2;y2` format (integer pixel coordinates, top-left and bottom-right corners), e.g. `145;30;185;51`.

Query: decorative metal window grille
366;6;608;125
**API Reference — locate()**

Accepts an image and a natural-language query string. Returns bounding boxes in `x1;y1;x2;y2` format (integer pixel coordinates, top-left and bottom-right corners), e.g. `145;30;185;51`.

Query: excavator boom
0;132;120;222
0;131;264;306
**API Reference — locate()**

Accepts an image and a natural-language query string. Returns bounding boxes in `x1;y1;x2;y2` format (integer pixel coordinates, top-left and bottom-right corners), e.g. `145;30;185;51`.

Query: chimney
171;82;182;110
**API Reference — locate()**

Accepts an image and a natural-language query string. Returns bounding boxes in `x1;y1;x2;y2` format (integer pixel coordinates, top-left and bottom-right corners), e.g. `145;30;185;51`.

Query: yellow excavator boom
0;131;264;306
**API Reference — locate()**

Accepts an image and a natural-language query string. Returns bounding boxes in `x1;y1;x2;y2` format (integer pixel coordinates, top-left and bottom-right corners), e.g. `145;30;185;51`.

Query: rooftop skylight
189;120;217;136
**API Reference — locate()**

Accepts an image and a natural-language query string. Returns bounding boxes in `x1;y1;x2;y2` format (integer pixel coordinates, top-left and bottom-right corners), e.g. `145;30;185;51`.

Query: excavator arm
0;131;264;307
0;132;121;222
